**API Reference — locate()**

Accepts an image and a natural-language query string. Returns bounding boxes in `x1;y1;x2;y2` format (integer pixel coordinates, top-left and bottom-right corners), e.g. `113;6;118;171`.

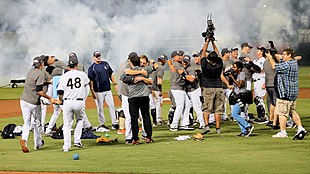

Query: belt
253;78;260;82
64;98;84;101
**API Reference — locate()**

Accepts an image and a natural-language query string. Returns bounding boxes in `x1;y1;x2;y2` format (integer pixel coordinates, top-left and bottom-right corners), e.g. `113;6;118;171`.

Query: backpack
1;123;17;139
51;124;64;139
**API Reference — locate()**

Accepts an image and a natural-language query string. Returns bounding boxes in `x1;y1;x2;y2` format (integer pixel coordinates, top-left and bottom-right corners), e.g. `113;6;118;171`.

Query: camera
266;41;279;63
223;69;234;76
201;14;215;41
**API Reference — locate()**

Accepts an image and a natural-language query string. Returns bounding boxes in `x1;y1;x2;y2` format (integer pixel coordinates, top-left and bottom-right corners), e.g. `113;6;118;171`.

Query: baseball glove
96;136;118;143
193;132;204;141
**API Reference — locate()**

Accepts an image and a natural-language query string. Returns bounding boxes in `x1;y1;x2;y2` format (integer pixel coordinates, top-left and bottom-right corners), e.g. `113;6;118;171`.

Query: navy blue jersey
88;61;113;92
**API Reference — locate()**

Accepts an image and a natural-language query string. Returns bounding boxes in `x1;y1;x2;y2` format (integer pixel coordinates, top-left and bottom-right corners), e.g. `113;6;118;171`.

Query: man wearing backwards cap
57;55;90;152
20;56;56;153
88;51;119;132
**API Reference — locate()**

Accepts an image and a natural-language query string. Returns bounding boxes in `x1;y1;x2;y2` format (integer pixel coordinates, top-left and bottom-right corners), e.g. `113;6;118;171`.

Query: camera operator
267;48;307;139
252;47;268;124
200;39;232;134
229;61;254;137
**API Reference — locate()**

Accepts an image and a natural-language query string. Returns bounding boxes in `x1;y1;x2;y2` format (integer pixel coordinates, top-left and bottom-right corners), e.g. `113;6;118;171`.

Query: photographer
200;39;232;134
267;48;307;139
229;61;254;137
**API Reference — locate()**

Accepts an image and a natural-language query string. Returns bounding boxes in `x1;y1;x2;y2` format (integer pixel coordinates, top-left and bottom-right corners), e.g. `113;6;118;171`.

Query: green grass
0;99;310;173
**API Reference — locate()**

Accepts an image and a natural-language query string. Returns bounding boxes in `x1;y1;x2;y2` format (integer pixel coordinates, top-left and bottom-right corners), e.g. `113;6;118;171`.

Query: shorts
275;98;296;117
266;87;277;106
202;88;224;114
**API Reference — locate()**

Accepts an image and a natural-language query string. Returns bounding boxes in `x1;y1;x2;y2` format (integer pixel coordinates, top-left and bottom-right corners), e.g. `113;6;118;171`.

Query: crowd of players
18;38;307;153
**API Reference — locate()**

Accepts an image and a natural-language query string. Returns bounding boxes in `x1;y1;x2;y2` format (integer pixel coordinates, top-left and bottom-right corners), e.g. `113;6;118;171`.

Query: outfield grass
0;99;309;173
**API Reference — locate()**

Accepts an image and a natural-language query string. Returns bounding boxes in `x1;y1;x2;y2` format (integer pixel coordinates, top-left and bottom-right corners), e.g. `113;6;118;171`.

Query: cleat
20;139;29;153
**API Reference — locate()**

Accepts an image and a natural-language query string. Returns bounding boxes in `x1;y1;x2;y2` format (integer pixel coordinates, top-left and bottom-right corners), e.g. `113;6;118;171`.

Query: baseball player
149;54;167;126
88;51;119;132
57;55;89;152
20;56;56;153
182;55;204;129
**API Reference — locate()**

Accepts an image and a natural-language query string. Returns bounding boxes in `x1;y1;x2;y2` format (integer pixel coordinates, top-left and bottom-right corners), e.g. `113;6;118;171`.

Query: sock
281;130;287;135
298;125;304;132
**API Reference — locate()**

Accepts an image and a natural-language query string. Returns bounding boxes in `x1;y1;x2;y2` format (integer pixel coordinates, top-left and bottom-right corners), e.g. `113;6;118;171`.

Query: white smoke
0;0;306;86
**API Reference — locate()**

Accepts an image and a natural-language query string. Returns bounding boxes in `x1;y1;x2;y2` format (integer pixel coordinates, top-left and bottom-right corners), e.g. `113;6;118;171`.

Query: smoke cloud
0;0;307;85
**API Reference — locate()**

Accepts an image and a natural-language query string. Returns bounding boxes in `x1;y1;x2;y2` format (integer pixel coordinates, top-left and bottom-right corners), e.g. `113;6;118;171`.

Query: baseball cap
241;42;253;49
128;52;139;59
257;46;266;52
93;51;101;58
32;56;44;67
192;51;201;57
231;47;238;51
183;55;191;63
68;54;79;66
69;52;77;59
221;48;231;56
158;54;168;60
171;50;182;58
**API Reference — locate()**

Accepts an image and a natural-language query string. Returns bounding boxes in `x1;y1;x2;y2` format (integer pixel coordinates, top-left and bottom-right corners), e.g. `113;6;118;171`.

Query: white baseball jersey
57;70;89;99
253;57;266;80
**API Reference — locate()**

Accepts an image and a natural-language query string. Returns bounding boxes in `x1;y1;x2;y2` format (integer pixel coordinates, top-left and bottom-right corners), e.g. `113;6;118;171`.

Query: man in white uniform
57;55;89;152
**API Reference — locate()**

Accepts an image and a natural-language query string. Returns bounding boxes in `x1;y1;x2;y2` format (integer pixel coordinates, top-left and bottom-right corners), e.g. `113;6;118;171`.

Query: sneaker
293;129;307;140
216;128;221;134
145;138;154;143
112;124;120;130
272;125;280;130
125;139;132;144
96;124;110;132
74;142;84;148
178;126;194;130
254;117;269;124
199;125;205;129
44;128;53;136
272;132;288;138
236;133;246;137
170;128;178;132
266;121;273;127
132;139;141;145
20;139;29;153
244;126;254;137
201;126;210;134
34;140;44;150
117;129;126;135
63;149;69;152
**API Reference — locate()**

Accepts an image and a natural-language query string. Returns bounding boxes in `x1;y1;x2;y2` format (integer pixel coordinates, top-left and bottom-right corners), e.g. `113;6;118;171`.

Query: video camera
266;41;279;63
201;14;215;42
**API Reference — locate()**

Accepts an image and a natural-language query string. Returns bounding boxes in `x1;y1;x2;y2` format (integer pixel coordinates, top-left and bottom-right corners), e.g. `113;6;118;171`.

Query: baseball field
0;67;309;174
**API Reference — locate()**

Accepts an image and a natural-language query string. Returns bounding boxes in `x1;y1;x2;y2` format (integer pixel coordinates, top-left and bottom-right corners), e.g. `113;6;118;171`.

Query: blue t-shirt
88;61;113;92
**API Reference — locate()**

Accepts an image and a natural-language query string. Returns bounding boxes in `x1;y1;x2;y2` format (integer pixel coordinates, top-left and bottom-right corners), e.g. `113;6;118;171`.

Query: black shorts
266;87;276;106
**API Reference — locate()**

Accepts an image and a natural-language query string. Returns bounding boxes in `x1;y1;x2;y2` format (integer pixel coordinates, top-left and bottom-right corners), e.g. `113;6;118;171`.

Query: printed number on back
67;77;81;89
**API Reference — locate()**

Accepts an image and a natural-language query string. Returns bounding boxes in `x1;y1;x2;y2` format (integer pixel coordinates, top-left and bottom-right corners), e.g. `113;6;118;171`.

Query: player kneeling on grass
56;55;90;152
228;61;254;137
20;56;56;153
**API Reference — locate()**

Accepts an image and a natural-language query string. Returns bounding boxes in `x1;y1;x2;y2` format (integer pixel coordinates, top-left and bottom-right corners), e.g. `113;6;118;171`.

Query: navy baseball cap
192;51;201;57
221;48;231;56
257;47;266;52
68;55;79;66
171;50;183;58
93;51;101;58
158;54;168;60
32;56;44;67
183;55;191;63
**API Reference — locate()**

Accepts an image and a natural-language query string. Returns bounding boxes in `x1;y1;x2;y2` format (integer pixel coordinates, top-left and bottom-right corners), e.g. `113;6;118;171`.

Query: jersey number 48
67;77;81;89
